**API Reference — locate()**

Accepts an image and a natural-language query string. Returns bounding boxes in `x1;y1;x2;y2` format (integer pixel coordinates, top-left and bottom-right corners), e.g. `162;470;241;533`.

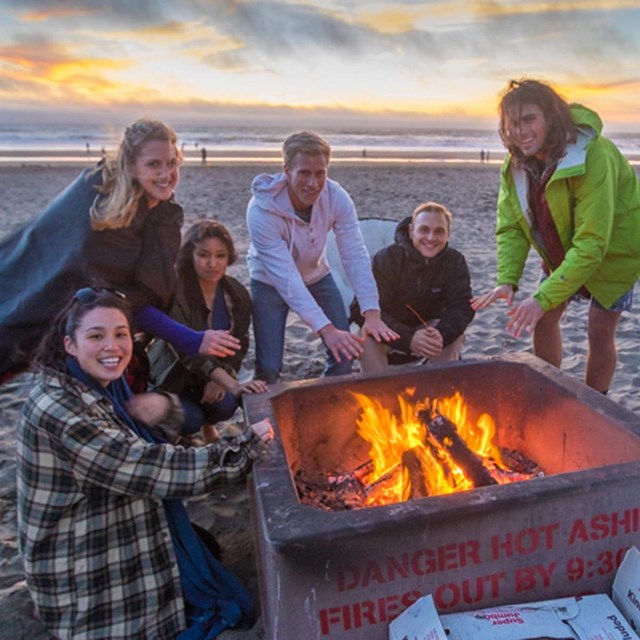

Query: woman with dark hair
0;119;239;379
17;288;273;639
148;220;267;441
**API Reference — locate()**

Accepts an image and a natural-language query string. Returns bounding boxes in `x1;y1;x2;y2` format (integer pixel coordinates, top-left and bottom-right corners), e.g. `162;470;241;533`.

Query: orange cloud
48;59;129;83
473;0;640;18
19;7;93;22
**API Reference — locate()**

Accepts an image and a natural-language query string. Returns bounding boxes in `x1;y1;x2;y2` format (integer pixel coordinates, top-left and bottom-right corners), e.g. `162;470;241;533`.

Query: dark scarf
65;357;254;638
525;160;590;299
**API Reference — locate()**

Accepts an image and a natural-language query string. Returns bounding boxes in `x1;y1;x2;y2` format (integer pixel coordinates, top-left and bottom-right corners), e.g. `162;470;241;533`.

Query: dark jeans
250;274;352;383
181;387;239;435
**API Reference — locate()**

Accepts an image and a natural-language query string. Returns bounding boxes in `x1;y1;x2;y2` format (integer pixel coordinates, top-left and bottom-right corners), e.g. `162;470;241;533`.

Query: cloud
0;0;638;127
191;0;387;70
6;0;186;28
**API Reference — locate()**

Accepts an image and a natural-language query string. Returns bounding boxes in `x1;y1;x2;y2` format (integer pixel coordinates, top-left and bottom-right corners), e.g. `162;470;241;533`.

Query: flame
351;389;508;506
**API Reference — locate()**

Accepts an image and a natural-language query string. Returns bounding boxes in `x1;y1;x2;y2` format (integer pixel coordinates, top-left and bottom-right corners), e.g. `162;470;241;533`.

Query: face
193;236;230;285
285;152;328;211
505;103;550;161
409;209;450;259
132;139;180;208
64;307;133;387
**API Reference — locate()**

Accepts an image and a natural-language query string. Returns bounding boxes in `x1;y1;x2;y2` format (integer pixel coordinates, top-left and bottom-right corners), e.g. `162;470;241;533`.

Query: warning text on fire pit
319;507;639;636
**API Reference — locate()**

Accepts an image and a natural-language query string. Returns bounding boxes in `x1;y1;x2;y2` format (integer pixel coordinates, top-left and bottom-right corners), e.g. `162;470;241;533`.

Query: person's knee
359;335;389;373
435;334;464;363
587;309;620;344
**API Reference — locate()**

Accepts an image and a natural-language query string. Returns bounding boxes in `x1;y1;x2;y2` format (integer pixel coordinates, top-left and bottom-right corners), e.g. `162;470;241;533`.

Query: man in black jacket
352;201;474;372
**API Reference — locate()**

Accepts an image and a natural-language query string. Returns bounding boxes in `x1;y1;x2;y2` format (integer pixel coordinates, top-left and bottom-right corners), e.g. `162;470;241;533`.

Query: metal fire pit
243;354;640;640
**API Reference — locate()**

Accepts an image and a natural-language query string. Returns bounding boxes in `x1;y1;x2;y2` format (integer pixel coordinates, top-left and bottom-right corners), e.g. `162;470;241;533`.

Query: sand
1;160;639;639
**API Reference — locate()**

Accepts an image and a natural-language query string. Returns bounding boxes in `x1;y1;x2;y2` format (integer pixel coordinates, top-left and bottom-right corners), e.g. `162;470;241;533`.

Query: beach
1;160;639;638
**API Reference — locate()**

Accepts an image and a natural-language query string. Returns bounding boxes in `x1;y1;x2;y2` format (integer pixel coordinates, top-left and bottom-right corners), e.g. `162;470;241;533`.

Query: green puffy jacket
496;104;640;310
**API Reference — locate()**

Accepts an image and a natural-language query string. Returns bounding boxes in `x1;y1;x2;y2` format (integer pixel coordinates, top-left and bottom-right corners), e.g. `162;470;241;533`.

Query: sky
0;0;639;130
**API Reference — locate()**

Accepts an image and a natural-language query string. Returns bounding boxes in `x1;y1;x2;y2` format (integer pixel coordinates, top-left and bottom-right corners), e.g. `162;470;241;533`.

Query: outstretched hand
319;324;364;363
250;418;275;443
233;379;269;397
198;329;241;357
470;284;515;311
362;310;400;343
505;297;545;338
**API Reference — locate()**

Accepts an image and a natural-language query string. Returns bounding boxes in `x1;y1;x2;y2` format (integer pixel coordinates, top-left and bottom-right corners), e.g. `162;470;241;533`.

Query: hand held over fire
505;297;545;338
198;329;241;357
319;324;364;362
470;284;515;311
361;310;400;343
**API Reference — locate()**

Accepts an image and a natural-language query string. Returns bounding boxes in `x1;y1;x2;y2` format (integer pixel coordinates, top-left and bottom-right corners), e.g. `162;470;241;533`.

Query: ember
295;389;542;510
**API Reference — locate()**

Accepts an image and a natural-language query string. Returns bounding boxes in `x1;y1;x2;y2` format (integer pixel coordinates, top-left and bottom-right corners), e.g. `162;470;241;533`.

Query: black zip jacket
351;216;474;353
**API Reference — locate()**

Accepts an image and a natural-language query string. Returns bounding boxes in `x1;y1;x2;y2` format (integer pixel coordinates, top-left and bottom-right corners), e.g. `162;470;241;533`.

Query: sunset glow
0;0;638;129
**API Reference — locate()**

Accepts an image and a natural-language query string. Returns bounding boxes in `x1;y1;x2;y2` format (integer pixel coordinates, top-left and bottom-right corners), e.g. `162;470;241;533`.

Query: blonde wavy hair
90;119;181;230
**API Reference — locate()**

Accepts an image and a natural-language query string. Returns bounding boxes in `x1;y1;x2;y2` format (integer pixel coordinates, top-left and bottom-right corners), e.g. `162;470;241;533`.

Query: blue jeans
251;274;352;383
181;390;239;435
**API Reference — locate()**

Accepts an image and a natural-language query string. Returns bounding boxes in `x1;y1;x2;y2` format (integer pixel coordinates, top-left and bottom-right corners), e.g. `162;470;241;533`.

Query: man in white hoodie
246;131;398;383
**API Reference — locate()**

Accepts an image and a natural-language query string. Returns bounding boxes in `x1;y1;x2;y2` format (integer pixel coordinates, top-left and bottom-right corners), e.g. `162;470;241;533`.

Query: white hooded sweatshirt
246;172;380;333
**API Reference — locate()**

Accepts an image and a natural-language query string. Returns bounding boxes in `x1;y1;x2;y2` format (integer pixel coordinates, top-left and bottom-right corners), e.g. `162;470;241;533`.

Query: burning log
401;449;429;499
419;411;498;488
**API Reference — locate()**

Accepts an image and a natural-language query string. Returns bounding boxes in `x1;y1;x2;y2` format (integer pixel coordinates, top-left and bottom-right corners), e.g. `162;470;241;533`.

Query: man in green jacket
472;79;640;393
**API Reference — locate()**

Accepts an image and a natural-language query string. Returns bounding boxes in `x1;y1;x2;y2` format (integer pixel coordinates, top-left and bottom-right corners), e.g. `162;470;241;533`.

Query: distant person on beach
246;130;399;383
0;119;240;379
351;201;474;372
85;142;90;154
17;288;273;639
201;146;207;165
471;79;640;393
147;220;267;442
480;149;485;162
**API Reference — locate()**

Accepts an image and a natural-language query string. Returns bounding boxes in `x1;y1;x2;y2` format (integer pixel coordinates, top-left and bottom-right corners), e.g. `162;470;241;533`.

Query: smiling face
284;152;328;211
409;209;450;259
132;139;180;209
505;103;550;161
64;307;133;387
193;236;230;286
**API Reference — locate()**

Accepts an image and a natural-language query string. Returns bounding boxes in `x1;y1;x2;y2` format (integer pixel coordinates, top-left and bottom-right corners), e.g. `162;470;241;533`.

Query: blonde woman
0;120;239;380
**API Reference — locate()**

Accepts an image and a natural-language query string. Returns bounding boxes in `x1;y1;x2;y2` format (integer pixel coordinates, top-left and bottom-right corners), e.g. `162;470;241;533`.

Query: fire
351;389;512;506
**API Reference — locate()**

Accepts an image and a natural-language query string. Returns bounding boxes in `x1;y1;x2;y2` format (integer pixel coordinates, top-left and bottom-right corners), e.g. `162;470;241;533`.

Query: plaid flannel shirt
17;374;261;639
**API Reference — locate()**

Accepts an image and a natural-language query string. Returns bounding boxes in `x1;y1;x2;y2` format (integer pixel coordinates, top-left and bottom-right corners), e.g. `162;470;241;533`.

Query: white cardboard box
612;546;640;634
439;594;638;640
390;546;640;640
388;595;447;640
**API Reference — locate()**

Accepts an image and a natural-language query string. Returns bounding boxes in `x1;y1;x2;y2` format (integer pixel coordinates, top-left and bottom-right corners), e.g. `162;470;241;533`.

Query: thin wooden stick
406;303;429;327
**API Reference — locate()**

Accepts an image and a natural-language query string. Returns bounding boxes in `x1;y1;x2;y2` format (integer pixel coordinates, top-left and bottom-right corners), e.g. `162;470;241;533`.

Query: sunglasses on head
73;287;127;304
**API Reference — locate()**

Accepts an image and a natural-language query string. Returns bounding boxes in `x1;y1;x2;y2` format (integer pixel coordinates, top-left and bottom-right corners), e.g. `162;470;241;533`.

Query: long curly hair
176;219;238;284
90;119;181;231
498;79;577;166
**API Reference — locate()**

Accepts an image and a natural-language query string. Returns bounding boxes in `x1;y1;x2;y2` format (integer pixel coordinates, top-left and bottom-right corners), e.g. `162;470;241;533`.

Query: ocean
1;122;638;164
